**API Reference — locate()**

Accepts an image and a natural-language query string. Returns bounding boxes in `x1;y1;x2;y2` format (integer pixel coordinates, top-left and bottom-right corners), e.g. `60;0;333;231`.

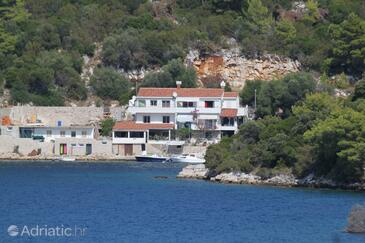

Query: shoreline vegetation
177;164;365;192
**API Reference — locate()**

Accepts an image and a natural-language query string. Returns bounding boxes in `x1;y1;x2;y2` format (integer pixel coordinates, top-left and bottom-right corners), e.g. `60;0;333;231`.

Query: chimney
176;81;182;89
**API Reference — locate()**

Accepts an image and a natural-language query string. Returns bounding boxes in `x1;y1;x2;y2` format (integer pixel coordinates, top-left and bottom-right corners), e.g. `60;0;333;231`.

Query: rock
186;49;301;89
177;164;210;179
264;174;297;186
347;205;365;233
28;149;39;157
212;172;261;184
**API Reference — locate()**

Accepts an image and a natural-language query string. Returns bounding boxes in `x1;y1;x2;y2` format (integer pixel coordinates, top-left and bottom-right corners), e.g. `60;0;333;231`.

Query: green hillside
1;0;365;105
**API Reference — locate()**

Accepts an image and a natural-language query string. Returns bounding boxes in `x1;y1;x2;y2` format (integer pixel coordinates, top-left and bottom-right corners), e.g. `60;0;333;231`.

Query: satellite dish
172;91;177;98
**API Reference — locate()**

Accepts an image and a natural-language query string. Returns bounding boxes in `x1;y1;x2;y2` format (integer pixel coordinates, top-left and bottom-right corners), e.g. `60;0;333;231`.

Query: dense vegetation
1;0;365;105
206;75;365;183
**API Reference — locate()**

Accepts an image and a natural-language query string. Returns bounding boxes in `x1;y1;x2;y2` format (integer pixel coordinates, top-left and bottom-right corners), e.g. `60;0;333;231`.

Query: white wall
135;114;175;124
33;127;94;142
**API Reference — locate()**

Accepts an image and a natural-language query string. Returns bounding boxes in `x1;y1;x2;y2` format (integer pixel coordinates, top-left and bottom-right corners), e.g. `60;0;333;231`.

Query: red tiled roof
137;87;225;97
137;88;176;97
113;121;174;130
220;109;238;117
223;92;238;98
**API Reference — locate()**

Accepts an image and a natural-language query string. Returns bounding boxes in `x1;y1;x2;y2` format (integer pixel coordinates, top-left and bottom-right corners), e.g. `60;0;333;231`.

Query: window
71;131;76;137
130;132;144;138
204;120;215;129
114;131;128;138
7;126;13;132
205;101;214;108
60;131;66;137
221;117;235;126
143;116;150;123
163;116;170;124
177;102;195;108
46;130;52;137
82;131;87;137
150;100;157;106
137;100;146;107
162;100;170;107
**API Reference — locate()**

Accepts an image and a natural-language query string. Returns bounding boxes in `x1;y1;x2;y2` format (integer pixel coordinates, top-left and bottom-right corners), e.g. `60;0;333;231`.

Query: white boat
60;157;76;162
135;154;169;162
169;154;205;164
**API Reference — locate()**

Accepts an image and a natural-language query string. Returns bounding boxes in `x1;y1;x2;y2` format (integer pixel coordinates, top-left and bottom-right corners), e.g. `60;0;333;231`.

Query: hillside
1;0;365;107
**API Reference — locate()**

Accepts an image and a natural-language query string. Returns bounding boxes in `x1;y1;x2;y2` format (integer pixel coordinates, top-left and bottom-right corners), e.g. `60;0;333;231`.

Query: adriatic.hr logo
7;225;19;237
7;224;87;237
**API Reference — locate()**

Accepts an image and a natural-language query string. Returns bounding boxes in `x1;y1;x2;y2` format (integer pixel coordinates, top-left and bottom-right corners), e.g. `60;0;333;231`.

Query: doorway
86;144;92;155
125;144;133;156
60;144;67;155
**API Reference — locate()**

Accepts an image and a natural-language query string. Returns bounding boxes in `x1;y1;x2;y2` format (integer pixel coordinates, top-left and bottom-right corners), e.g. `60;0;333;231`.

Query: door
86;144;92;155
60;144;67;155
125;144;133;156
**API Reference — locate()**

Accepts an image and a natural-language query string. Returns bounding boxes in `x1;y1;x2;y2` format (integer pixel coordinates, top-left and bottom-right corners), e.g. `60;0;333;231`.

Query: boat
60;157;76;162
135;154;169;162
168;154;205;164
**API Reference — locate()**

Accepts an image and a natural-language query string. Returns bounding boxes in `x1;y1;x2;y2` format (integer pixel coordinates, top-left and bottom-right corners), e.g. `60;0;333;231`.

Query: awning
220;109;238;117
176;115;194;122
198;114;218;120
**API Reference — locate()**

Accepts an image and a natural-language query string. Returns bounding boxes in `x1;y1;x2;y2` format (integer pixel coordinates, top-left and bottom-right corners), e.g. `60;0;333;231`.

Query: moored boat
168;154;205;164
135;154;169;162
60;157;76;162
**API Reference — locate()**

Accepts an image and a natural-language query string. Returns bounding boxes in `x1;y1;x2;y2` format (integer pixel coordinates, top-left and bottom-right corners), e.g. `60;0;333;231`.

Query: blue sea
0;161;364;243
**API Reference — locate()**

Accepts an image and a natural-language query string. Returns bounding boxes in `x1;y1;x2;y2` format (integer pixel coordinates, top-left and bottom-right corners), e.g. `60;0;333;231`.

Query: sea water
0;161;364;243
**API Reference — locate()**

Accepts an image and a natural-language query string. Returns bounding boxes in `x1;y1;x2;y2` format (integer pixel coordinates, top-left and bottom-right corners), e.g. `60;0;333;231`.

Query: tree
255;72;316;118
90;67;131;101
243;0;273;34
353;79;365;101
100;118;115;137
275;19;296;45
325;13;365;76
141;59;197;88
303;0;320;24
240;80;262;106
102;31;147;71
0;0;29;54
304;109;365;182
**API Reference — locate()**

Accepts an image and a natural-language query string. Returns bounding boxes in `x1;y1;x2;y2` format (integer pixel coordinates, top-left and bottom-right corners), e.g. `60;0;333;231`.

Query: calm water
0;161;364;243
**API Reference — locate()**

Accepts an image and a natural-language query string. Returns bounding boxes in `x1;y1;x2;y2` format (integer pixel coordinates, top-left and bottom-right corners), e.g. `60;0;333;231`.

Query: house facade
112;82;249;156
0;106;119;157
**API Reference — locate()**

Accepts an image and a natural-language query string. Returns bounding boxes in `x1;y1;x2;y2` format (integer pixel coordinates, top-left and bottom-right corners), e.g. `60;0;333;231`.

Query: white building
112;82;249;156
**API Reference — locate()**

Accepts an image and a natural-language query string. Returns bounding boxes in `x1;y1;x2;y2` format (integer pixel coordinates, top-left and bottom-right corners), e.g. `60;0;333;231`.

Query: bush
100;118;115;137
90;67;131;101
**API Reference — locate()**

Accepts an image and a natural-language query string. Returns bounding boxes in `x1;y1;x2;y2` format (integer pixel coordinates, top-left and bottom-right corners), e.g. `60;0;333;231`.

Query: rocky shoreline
177;164;365;191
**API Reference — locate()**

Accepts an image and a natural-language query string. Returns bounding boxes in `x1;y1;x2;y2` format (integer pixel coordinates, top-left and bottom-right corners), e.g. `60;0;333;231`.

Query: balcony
128;106;221;115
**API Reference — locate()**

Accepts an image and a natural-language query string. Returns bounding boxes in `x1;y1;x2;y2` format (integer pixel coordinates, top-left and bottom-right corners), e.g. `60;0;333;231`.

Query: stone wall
3;106;125;126
186;49;301;89
0;136;53;156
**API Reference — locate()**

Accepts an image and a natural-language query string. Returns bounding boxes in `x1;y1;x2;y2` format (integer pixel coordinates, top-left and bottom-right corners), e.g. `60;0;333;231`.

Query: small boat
168;154;205;164
135;154;168;162
60;157;76;162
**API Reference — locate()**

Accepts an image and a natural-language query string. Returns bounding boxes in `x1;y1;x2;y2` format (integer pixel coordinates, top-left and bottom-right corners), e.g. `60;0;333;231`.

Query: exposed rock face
186;48;301;89
264;174;297;186
177;164;210;179
347;205;365;233
211;172;261;184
